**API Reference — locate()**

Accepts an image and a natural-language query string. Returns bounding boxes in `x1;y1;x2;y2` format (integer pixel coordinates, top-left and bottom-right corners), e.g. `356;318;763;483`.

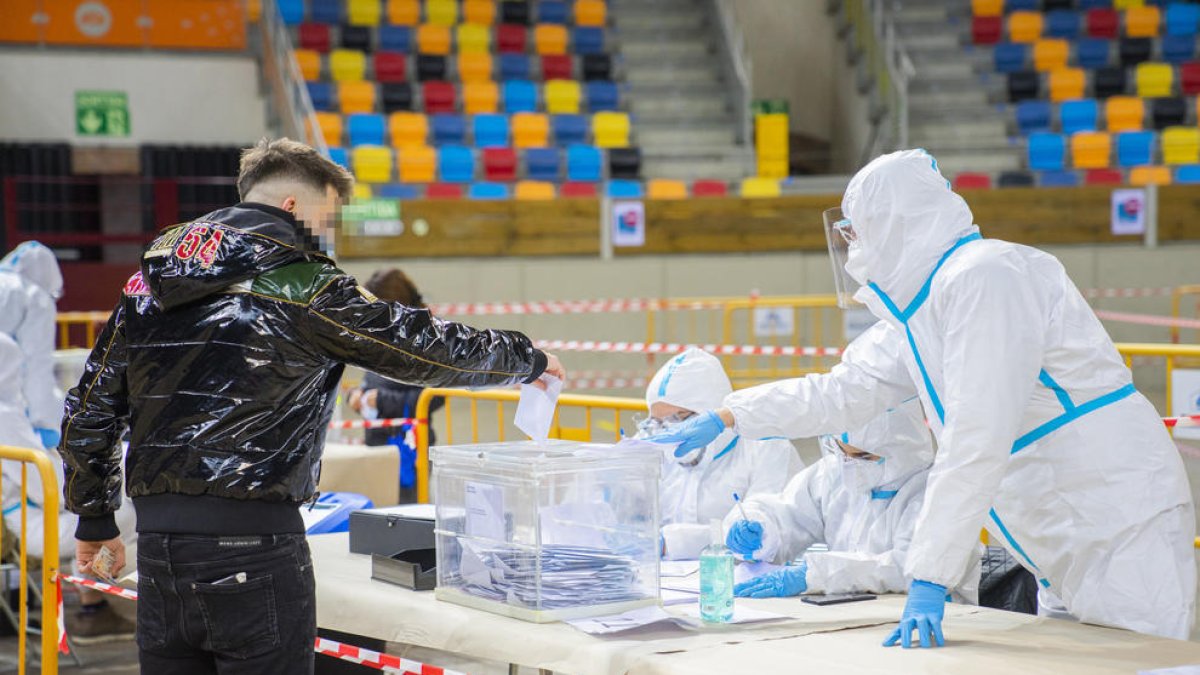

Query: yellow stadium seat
463;81;499;114
348;0;382;26
387;0;420;25
352;146;394;183
740;177;781;198
545;79;581;114
1008;11;1044;43
592;111;630;148
417;24;452;55
330;49;367;81
338;81;377;113
1114;0;1145;8
1105;97;1144;132
1162;127;1200;165
534;24;569;55
574;0;607;27
514;180;556;200
1033;39;1069;72
972;0;1003;17
426;0;458;25
315;112;343;147
1136;62;1173;98
398;145;437;183
1070;131;1112;169
1125;6;1160;38
1130;165;1171;185
457;53;494;82
512;113;550;147
295;49;321;81
457;23;491;53
389;112;429;147
353;183;373;199
646;179;687;200
1049;68;1085;102
463;0;496;25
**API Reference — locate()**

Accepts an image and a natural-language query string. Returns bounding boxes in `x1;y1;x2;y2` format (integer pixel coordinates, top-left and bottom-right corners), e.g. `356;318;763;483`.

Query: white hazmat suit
0;241;65;433
725;150;1195;639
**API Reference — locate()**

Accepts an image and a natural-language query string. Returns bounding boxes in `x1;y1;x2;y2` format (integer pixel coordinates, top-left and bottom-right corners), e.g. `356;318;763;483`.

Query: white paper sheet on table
1139;668;1200;675
515;374;562;441
676;605;788;626
660;560;699;578
568;603;787;635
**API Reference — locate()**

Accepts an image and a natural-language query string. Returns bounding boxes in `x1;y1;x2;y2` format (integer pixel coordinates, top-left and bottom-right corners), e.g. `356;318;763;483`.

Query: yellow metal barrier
56;311;109;350
0;445;60;675
413;388;646;503
1115;343;1200;417
718;295;843;387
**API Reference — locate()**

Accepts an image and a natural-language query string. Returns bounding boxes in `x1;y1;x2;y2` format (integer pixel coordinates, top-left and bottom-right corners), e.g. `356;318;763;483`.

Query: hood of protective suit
842;149;980;309
825;397;934;490
1;241;63;300
646;348;733;413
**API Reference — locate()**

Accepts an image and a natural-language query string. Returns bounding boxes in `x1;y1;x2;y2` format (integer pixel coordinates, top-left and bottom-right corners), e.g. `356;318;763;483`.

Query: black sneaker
64;599;136;644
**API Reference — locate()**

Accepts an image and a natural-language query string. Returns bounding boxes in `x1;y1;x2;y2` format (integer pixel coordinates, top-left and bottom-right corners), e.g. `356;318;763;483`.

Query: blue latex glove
649;410;726;458
883;579;947;648
734;563;807;598
726;520;764;558
34;427;60;450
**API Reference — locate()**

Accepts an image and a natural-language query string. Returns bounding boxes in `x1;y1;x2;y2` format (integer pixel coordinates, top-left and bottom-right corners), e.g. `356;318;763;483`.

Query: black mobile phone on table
802;593;877;606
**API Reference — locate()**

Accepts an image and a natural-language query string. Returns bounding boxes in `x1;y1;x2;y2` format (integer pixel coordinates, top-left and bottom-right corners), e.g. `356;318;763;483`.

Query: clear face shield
823;207;862;310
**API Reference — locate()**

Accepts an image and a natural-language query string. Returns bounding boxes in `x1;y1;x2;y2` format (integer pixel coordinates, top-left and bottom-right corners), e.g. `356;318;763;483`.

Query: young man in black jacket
59;138;564;674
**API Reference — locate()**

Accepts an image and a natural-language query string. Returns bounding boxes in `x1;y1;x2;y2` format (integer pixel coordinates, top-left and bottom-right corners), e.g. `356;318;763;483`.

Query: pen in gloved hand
733;492;749;521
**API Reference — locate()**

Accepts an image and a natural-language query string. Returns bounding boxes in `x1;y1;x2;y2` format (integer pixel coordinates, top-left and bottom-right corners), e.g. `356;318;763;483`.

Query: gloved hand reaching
734;563;807;598
883;579;947;649
34;427;60;450
726;520;764;559
649;410;727;458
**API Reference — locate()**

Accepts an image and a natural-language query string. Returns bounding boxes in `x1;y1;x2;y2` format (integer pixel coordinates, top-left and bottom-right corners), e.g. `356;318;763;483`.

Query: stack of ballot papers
458;540;650;609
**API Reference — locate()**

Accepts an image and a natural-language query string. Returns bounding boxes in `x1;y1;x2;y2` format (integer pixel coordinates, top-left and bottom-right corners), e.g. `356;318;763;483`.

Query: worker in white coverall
725;398;979;604
636;348;802;560
652;149;1196;646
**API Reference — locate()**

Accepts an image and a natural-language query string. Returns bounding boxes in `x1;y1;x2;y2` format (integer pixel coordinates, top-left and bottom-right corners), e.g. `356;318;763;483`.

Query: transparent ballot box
432;440;661;623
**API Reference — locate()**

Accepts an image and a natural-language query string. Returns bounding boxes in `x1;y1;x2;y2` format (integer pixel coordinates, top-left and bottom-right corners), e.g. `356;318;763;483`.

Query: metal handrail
256;0;327;154
711;0;754;147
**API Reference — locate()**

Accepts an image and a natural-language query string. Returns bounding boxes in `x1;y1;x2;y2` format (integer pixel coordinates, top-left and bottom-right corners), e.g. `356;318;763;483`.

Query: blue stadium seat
503;80;538;113
379;26;413;52
1006;0;1038;10
1039;170;1080;187
1060;99;1099;134
993;43;1028;74
499;54;532;80
1078;0;1112;8
538;1;568;24
1166;3;1200;37
1162;35;1197;63
327;147;349;170
276;0;304;25
473;114;510;148
566;144;602;181
1016;100;1053;135
309;0;343;24
307;82;334;111
607;179;643;198
1176;164;1200;183
553;114;588;145
377;183;422;198
431;114;467;145
438;145;475;183
1028;132;1067;171
585;81;619;111
468;182;511;199
573;28;605;55
525;148;561;180
1076;39;1110;69
1116;131;1155;167
1045;11;1081;38
347;114;387;146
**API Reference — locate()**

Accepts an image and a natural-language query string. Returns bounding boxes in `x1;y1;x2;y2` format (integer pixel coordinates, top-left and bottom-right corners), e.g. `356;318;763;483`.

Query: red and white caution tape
1082;286;1175;299
314;637;465;675
1094;310;1200;331
534;340;844;358
429;298;725;316
1164;414;1200;428
328;417;423;430
61;574;139;601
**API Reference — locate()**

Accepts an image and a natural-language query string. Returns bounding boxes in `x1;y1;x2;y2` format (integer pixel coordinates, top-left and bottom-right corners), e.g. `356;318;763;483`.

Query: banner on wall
611;201;645;248
1110;188;1146;237
0;0;246;50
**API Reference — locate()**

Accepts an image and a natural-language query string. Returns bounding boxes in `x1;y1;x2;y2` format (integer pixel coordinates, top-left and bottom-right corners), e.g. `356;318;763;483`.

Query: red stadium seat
1085;9;1118;39
374;52;408;83
422;81;456;113
496;24;527;53
541;55;572;80
560;181;599;198
1085;168;1124;185
483;147;517;181
952;172;992;190
426;182;465;198
691;179;729;197
1181;62;1200;95
299;23;331;52
972;16;1003;45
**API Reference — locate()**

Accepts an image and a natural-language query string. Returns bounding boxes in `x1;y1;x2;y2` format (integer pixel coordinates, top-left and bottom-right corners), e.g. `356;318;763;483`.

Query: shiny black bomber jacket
61;204;546;540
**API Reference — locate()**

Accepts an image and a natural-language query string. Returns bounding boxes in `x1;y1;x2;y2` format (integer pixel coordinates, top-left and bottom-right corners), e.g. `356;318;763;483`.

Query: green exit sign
75;91;131;137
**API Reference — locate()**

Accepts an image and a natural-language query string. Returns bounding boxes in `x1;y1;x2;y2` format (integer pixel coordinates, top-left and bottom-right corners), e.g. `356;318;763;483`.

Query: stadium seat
426;182;465;198
534;24;569;55
1033;39;1070;71
1163;126;1200;164
387;0;420;25
473;113;510;147
426;0;458;25
1061;99;1100;133
389;111;428;147
561;181;598;197
1166;3;1200;36
468;182;510;199
1094;66;1128;97
497;23;528;53
1119;37;1152;67
458;53;493;82
539;1;568;24
525;147;560;179
994;43;1029;73
307;82;334;111
417;55;448;82
1028;132;1067;170
374;52;408;83
1076;39;1110;69
1008;70;1041;101
647;178;687;199
499;53;531;80
514;180;556;200
330;49;366;81
1045;10;1080;38
566;144;602;181
1130;165;1172;184
973;16;1003;44
740;177;781;198
417;24;452;54
438;145;474;182
1045;0;1073;11
376;183;422;198
422;81;456;113
997;171;1036;187
953;172;993;190
573;27;605;55
1016;100;1053;134
1175;164;1200;183
299;23;332;52
592;112;630;147
458;24;490;53
348;0;381;26
1039;170;1081;186
1070;131;1112;168
972;0;1003;16
545;79;581;113
1136;63;1174;97
1085;168;1125;184
608;147;641;179
351;181;372;198
1007;0;1038;10
397;145;436;182
1116;130;1155;165
1049;68;1085;101
1181;62;1200;95
311;0;343;25
340;26;371;52
503;80;538;112
381;83;415;112
692;179;729;197
379;25;413;51
1009;12;1045;43
585;81;619;111
351;146;393;183
1125;6;1161;38
278;0;304;25
296;49;322;81
463;81;500;114
1151;96;1187;128
1112;0;1139;7
541;55;573;80
552;114;588;144
482;148;517;180
327;147;350;170
431;113;467;144
348;113;386;146
1078;0;1112;9
607;179;643;198
575;0;607;27
582;54;613;81
512;112;550;147
1086;8;1119;38
463;0;496;25
500;1;531;25
316;112;344;146
1105;96;1144;131
1162;35;1198;63
338;81;377;113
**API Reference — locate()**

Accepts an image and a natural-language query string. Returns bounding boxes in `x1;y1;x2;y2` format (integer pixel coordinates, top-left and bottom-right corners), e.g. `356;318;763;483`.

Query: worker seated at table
724;398;979;602
637;348;803;560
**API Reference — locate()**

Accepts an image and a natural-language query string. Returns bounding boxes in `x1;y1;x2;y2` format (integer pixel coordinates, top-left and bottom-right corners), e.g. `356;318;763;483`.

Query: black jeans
136;533;315;675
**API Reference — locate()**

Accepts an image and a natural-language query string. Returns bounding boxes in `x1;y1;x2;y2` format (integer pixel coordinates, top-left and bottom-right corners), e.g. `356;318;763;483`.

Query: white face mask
843;239;869;285
840;456;886;494
361;402;379;420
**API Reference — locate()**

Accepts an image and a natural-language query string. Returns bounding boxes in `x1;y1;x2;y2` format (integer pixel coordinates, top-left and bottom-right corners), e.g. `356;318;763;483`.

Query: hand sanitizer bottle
699;519;734;623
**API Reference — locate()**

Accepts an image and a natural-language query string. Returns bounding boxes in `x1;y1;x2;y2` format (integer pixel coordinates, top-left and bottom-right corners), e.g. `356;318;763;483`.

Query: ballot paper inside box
432;440;662;623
